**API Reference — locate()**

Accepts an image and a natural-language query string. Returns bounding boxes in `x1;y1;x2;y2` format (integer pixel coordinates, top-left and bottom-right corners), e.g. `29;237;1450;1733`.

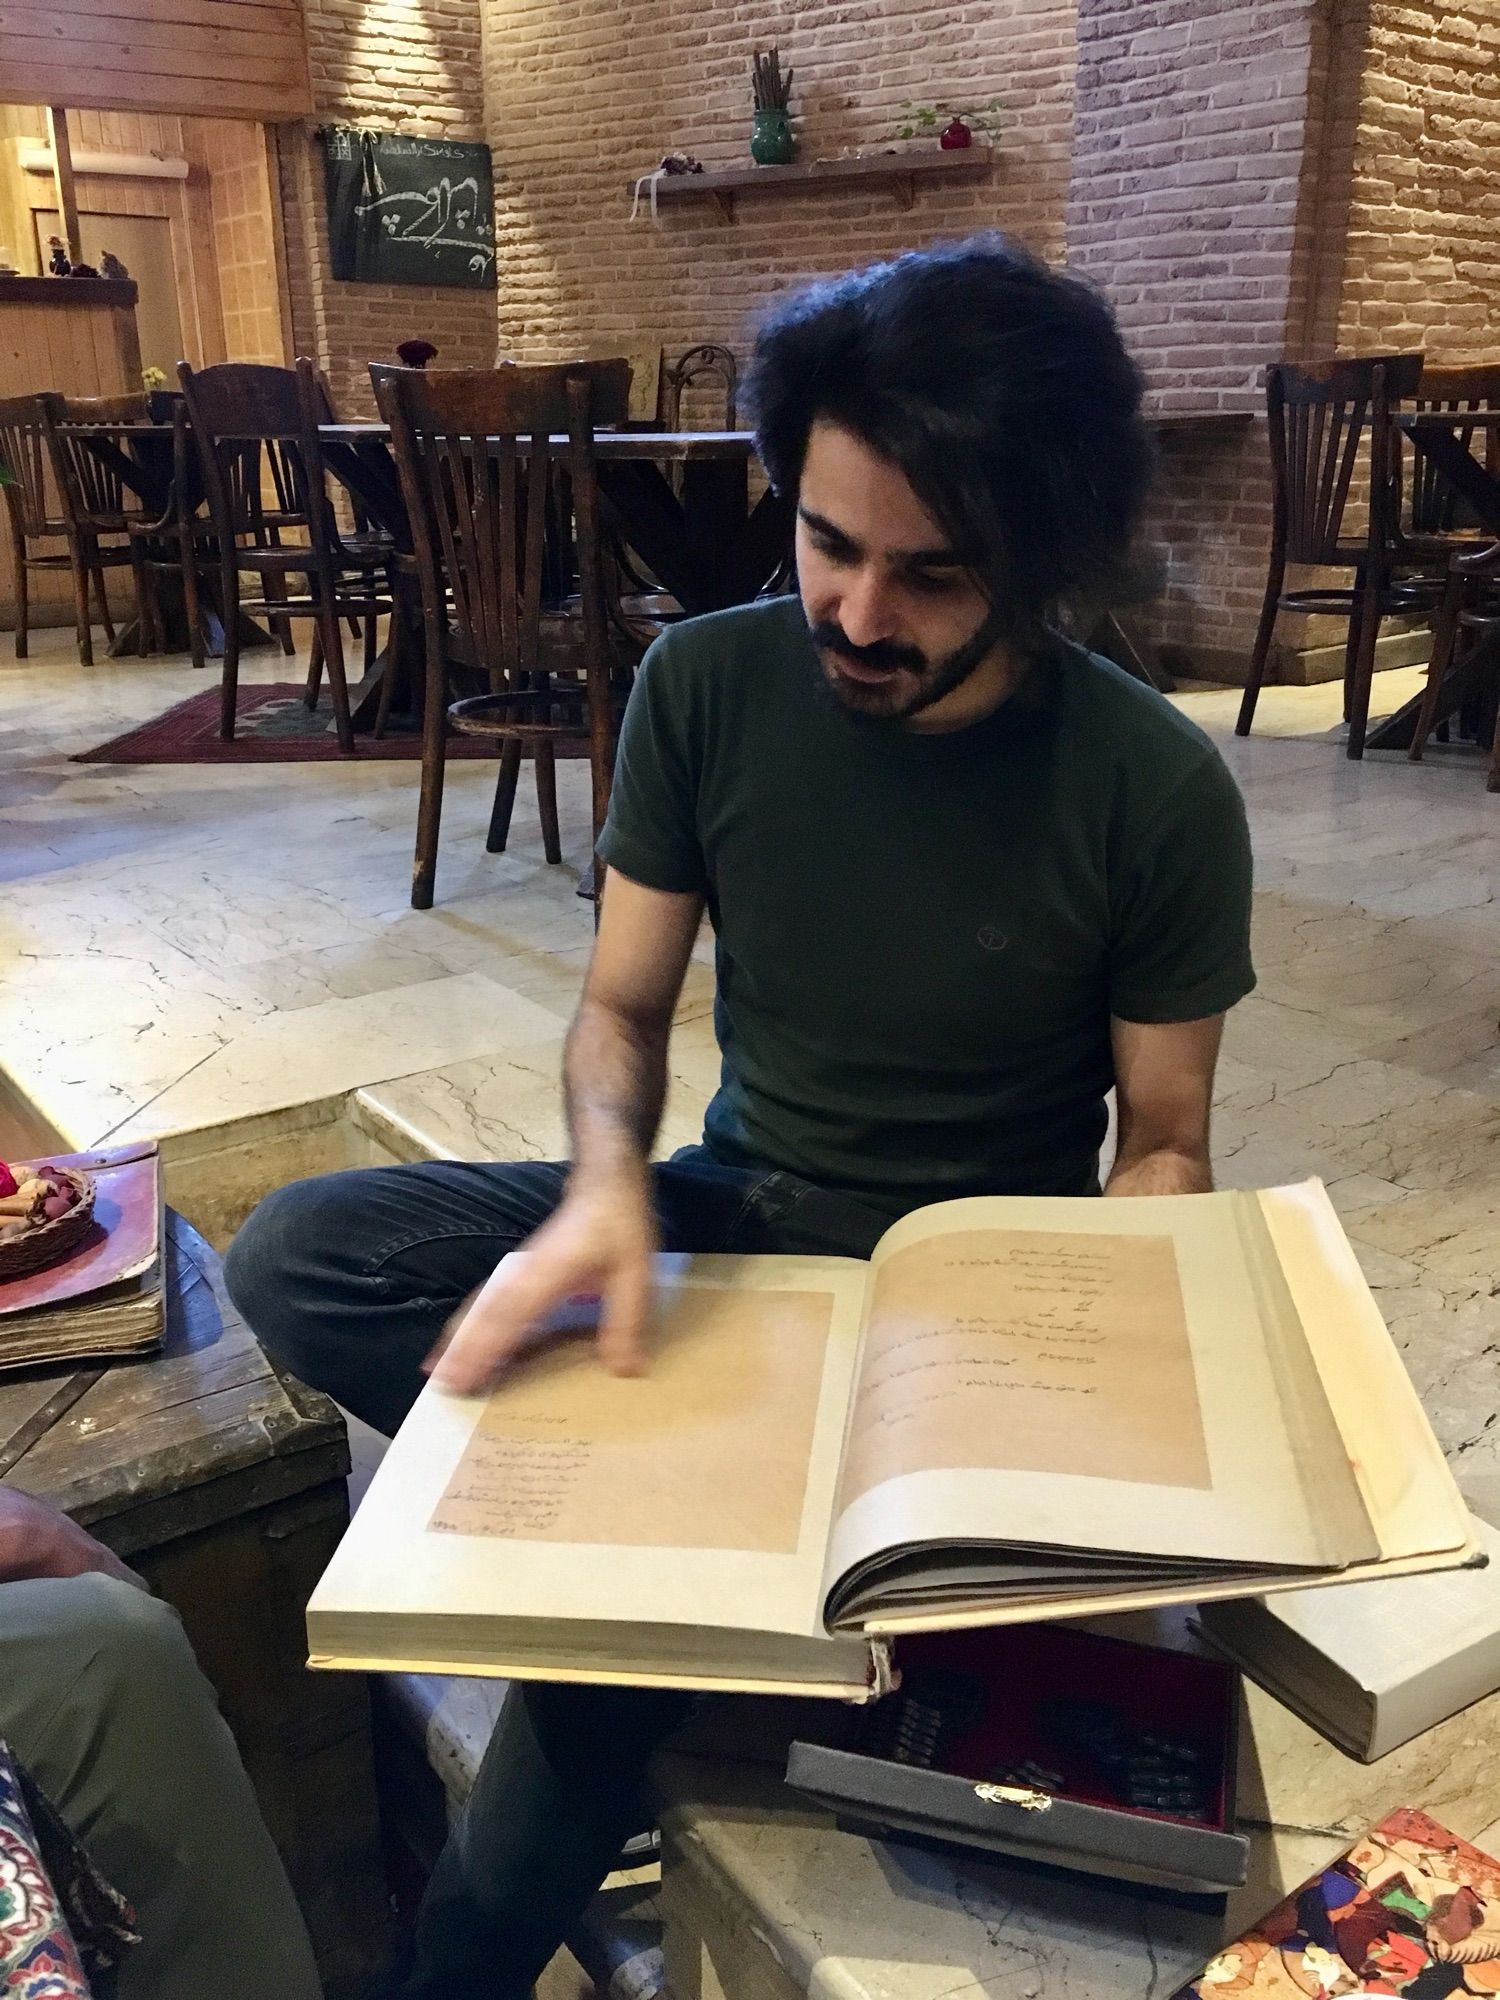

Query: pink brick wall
1334;0;1500;359
277;0;499;418
481;0;1077;361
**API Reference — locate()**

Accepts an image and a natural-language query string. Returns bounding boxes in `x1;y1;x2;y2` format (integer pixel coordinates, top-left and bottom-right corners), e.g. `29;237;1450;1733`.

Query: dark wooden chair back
1408;361;1500;537
370;359;629;687
661;343;738;430
36;390;153;531
175;360;336;548
1265;353;1423;565
0;394;55;538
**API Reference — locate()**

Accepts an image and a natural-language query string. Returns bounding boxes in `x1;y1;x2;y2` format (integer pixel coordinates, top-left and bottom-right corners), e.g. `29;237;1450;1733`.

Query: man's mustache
809;622;926;675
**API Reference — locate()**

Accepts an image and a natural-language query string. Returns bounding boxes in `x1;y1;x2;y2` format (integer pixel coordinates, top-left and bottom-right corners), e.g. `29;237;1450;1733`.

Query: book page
432;1283;833;1552
824;1190;1378;1610
838;1227;1210;1498
308;1254;871;1671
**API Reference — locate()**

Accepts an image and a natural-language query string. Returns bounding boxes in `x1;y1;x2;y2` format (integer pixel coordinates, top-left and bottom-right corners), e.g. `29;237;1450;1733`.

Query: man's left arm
1105;1013;1224;1196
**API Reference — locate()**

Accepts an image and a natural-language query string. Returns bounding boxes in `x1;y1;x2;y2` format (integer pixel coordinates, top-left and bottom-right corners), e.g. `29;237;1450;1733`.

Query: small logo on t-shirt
977;925;1009;953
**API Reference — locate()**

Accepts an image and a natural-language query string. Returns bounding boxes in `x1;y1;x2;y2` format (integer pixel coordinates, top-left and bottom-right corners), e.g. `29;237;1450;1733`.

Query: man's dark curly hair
745;234;1155;646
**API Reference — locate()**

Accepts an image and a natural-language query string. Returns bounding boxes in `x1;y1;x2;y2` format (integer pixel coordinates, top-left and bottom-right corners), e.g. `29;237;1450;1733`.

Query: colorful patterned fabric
0;1741;137;1999
1181;1806;1500;1996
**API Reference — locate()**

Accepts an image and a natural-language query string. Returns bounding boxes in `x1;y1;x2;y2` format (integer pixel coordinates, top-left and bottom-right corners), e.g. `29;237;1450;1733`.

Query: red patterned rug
72;684;569;764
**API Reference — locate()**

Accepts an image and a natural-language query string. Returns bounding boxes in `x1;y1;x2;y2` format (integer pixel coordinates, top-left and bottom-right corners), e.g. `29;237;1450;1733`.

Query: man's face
795;419;1000;725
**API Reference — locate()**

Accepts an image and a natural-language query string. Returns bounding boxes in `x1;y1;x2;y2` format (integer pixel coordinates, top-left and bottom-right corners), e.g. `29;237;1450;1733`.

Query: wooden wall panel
0;278;140;630
0;0;312;121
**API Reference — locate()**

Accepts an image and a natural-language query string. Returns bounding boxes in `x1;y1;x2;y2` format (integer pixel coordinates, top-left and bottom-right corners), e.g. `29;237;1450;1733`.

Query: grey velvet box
786;1623;1248;1899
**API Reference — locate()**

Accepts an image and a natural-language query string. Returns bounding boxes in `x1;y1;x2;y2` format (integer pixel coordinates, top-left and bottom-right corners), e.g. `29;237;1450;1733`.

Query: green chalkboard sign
321;128;496;289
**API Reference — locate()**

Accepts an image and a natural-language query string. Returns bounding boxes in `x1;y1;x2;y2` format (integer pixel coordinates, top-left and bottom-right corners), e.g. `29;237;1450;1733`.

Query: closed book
1196;1514;1500;1761
0;1145;164;1369
306;1181;1475;1699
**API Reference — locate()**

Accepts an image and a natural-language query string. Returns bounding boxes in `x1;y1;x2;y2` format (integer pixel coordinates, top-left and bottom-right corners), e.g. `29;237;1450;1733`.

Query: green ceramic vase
751;108;796;165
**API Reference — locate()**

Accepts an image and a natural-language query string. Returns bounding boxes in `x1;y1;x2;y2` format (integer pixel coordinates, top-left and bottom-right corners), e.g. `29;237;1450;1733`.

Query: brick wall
278;0;500;418
1333;0;1500;359
1066;1;1329;680
480;0;1077;364
199;120;287;367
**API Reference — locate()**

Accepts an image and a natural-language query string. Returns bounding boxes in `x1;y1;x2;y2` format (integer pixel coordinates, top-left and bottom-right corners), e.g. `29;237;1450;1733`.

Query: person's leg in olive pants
1;1571;322;2000
227;1147;891;1999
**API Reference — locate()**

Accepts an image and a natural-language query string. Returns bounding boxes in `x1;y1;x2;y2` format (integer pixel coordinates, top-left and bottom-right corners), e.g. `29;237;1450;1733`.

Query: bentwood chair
34;391;158;664
660;342;738;432
0;395;78;660
1408;539;1500;788
177;360;396;750
1236;353;1434;758
371;359;631;910
1403;362;1500;550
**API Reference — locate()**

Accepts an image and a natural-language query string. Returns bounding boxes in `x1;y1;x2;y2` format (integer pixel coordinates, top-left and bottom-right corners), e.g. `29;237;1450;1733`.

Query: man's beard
809;605;1008;722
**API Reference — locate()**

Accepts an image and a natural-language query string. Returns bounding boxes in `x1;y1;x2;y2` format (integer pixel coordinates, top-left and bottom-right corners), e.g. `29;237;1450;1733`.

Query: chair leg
534;743;562;864
1235;553;1285;737
181;534;206;671
317;601;356;755
92;565;117;648
363;596;378;680
125;545;151;656
487;740;522;852
1345;568;1385;761
219;562;241;740
1410;573;1465;762
373;601;401;741
1487;653;1500;795
11;531;29;659
305;624;324;709
411;633;448;911
70;538;94;667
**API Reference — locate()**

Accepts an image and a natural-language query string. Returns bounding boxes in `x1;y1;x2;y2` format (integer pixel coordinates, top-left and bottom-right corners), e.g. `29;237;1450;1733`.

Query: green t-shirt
597;595;1254;1214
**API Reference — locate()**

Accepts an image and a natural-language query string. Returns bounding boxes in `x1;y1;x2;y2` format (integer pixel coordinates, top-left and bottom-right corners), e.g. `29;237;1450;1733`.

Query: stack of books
0;1144;164;1370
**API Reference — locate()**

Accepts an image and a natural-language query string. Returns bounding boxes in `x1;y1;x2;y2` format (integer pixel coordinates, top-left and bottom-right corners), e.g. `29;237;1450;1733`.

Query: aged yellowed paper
839;1227;1211;1509
430;1282;834;1553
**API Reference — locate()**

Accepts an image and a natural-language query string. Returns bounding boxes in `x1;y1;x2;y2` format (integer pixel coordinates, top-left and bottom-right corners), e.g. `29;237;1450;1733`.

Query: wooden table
0;1214;387;2000
1366;410;1500;754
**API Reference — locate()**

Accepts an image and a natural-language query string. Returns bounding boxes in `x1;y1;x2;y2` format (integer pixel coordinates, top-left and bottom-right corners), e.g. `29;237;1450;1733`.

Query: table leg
1364;642;1493;752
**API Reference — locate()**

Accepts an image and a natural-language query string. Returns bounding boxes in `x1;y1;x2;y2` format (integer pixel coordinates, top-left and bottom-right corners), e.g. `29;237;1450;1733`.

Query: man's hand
428;1165;659;1394
0;1485;142;1588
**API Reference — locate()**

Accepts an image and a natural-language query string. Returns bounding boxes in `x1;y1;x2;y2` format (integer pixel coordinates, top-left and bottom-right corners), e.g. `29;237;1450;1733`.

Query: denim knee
223;1173;353;1368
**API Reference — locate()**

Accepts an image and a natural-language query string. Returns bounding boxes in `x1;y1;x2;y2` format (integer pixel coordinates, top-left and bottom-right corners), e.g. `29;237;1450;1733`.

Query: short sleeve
1108;752;1255;1023
595;634;710;895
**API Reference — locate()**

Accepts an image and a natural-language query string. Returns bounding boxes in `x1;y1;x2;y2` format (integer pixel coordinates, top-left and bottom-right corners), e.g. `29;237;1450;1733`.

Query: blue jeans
225;1146;893;1998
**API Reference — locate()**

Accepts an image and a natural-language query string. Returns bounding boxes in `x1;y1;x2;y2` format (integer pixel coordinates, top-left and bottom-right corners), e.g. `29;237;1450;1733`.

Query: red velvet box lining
883;1623;1237;1832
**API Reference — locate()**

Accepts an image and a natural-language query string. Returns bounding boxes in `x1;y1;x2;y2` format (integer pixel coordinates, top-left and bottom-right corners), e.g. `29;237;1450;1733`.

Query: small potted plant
751;46;796;165
897;100;1002;150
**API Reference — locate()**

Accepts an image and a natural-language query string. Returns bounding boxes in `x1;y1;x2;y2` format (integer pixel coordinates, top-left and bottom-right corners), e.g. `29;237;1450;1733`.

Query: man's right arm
429;869;704;1391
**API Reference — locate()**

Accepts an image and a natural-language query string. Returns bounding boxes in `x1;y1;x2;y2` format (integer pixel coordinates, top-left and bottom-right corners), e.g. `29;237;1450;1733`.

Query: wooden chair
1401;361;1500;554
177;359;395;750
33;391;157;665
1236;353;1436;758
660;343;738;430
1408;539;1500;788
371;359;630;911
0;394;77;661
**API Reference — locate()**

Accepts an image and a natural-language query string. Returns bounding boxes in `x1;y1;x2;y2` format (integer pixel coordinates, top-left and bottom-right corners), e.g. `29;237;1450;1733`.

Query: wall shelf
627;145;994;224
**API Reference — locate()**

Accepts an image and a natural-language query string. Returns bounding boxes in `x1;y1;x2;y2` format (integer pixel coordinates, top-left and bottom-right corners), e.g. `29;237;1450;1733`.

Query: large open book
307;1181;1477;1700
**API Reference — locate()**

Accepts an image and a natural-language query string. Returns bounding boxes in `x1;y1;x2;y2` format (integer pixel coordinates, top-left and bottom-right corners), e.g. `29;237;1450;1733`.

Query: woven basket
0;1169;96;1282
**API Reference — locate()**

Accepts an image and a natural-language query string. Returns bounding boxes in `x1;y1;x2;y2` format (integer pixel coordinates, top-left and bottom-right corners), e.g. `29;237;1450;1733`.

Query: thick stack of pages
1196;1513;1500;1761
0;1146;164;1369
307;1180;1478;1700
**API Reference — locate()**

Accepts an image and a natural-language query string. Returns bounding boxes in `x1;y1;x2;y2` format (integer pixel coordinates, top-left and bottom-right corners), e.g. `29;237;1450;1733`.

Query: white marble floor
2;629;1497;1502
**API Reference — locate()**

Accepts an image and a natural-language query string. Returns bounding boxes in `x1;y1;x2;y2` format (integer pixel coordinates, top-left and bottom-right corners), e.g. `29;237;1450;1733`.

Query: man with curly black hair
229;234;1254;1997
